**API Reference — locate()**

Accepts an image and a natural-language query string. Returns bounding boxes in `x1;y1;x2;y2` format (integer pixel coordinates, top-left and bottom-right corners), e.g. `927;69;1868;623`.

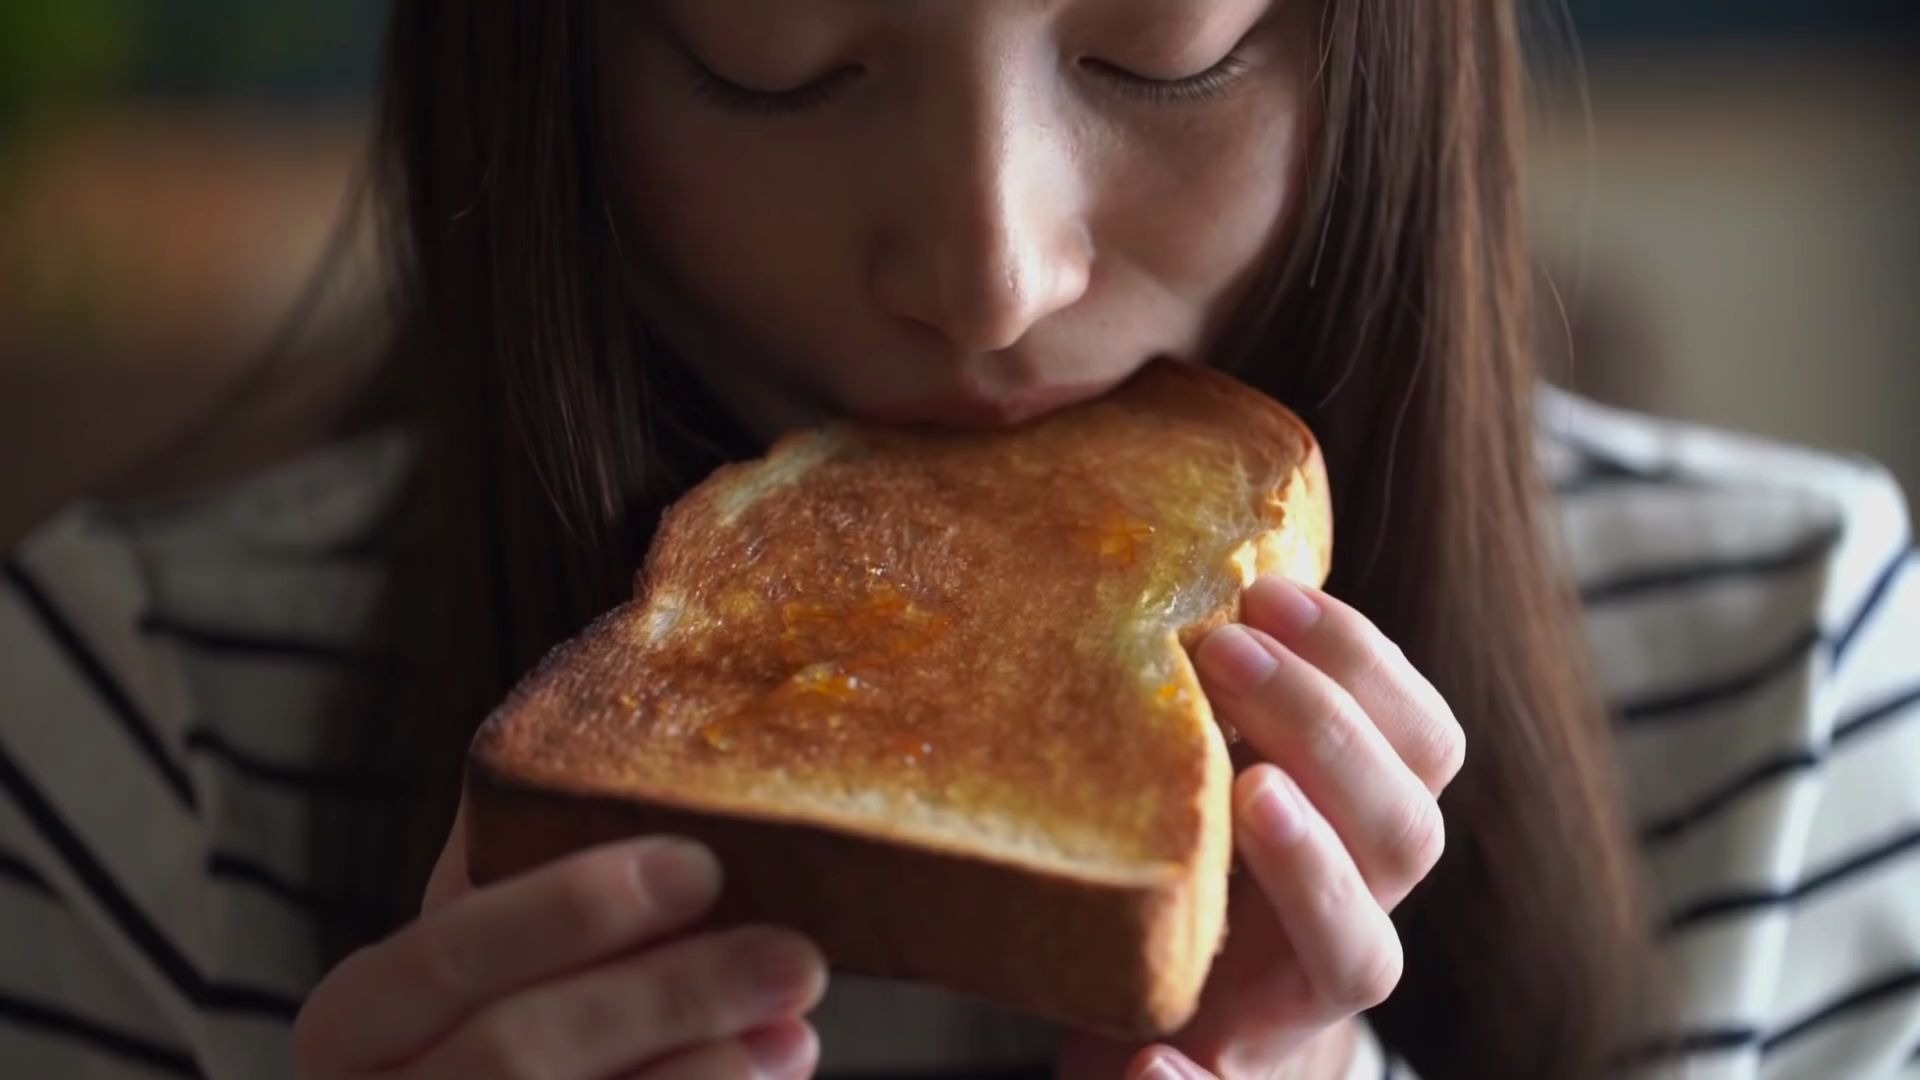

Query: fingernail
1197;624;1280;694
1248;576;1323;638
743;932;825;1011
744;1021;817;1077
636;839;721;916
1242;771;1309;847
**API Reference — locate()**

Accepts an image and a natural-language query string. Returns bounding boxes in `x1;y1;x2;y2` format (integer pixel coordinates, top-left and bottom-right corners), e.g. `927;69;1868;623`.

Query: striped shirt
2;387;1916;1079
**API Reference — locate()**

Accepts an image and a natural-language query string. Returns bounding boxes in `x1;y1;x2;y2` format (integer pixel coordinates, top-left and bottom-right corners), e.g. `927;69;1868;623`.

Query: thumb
420;792;472;914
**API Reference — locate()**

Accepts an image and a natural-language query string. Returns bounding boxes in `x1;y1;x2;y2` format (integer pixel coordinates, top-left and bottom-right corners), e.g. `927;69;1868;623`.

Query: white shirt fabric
2;387;1916;1079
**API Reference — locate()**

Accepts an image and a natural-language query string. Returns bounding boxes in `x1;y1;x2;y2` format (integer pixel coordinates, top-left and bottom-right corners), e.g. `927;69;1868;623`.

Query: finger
1234;765;1404;1018
1128;1044;1217;1080
1197;625;1445;904
421;793;472;914
297;835;721;1070
1241;577;1465;793
406;927;826;1080
633;1020;820;1080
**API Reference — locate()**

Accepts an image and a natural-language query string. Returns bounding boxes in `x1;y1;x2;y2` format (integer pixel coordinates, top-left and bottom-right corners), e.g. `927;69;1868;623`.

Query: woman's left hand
1059;577;1466;1080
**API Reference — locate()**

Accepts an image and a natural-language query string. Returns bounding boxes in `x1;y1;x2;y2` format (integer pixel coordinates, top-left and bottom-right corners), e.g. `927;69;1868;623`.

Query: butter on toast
465;360;1332;1037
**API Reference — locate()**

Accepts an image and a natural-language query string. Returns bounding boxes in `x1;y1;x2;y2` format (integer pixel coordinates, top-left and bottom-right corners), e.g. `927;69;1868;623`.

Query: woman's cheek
1107;93;1307;318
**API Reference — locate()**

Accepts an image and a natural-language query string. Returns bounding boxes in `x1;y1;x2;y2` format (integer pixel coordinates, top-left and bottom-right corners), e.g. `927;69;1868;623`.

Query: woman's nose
870;85;1093;353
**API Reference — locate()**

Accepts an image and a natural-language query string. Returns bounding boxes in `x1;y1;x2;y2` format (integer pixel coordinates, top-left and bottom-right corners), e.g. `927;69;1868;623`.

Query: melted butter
684;415;1287;792
698;717;740;751
777;662;867;703
777;583;951;664
1077;499;1156;567
697;584;956;756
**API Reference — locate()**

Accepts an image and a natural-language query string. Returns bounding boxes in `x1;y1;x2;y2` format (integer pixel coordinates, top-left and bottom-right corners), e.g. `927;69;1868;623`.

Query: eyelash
682;51;1254;118
1085;52;1254;106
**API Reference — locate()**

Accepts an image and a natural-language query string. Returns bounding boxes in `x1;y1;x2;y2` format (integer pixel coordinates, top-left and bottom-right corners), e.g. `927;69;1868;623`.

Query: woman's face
605;0;1316;435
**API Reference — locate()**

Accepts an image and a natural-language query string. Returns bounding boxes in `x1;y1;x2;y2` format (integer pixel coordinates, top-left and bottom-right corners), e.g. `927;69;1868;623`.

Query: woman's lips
859;376;1129;429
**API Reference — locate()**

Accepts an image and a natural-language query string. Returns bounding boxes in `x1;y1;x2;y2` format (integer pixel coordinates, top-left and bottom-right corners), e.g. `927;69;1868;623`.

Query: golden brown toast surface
477;361;1326;865
468;360;1330;1033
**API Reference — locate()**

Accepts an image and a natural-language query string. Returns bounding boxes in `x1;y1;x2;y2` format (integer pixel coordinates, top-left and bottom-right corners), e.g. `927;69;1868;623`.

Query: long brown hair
324;1;1660;1076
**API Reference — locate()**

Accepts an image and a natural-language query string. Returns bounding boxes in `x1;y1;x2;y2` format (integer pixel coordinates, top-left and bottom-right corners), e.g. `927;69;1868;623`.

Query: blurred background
1529;1;1920;497
2;2;1916;512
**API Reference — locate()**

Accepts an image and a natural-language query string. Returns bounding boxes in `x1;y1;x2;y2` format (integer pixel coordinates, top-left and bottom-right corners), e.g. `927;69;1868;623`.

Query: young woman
4;2;1916;1078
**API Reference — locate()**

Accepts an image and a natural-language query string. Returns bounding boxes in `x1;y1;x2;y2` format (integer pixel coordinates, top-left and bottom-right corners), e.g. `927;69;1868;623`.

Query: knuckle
1302;692;1364;768
1384;795;1447;883
1337;627;1394;695
1328;937;1404;1012
1305;864;1365;927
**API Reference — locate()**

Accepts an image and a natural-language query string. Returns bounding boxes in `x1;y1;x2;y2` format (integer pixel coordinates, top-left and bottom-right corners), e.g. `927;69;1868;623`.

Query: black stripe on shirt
1580;527;1838;606
1838;683;1920;743
1616;1025;1759;1066
0;989;201;1077
0;849;55;897
138;612;392;671
1666;824;1920;933
2;560;197;811
1621;970;1920;1066
1761;967;1920;1056
0;744;300;1018
1617;625;1821;725
185;728;398;800
1830;543;1914;665
1639;746;1822;846
1638;683;1920;846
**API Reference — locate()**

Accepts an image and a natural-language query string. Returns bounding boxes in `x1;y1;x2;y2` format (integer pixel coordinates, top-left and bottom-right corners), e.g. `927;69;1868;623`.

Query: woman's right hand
293;797;827;1079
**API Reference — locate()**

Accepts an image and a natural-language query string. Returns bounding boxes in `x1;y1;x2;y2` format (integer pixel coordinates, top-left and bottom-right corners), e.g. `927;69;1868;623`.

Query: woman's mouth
858;375;1132;429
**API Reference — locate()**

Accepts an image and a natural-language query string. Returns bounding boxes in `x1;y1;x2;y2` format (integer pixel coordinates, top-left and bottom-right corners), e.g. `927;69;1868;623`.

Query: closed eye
667;35;863;118
1083;52;1254;105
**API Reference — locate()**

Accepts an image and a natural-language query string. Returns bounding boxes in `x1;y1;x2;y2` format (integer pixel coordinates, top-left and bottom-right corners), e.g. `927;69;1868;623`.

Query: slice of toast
465;360;1332;1037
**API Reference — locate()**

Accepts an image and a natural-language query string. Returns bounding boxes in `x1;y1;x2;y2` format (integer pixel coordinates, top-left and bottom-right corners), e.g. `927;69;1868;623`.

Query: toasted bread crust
466;761;1211;1035
466;360;1329;1038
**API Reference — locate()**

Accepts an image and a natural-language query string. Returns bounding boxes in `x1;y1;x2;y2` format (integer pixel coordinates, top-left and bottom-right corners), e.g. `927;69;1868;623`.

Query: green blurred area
0;0;380;122
1;0;1906;125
